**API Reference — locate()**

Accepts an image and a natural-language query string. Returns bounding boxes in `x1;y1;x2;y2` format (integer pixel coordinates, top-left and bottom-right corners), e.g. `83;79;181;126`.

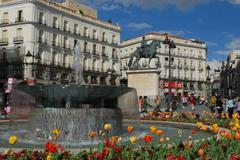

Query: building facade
0;0;121;86
120;33;208;97
220;50;240;97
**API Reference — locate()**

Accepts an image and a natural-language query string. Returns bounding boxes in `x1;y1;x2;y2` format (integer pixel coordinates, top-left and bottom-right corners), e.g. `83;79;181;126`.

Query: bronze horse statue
128;40;161;68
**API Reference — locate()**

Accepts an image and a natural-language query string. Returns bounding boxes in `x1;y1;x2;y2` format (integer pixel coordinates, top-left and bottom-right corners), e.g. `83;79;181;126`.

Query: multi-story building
0;0;121;87
220;50;240;97
208;60;222;95
120;32;208;97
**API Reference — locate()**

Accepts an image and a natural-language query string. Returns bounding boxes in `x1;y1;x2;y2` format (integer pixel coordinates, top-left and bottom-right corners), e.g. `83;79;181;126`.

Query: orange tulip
191;129;197;134
160;137;165;142
156;130;164;136
150;126;157;133
235;133;240;140
225;132;232;140
88;131;97;138
127;125;134;133
220;130;226;137
198;148;204;157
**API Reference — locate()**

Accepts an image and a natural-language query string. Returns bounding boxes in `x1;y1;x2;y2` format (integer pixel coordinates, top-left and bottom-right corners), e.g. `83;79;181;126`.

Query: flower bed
1;112;240;160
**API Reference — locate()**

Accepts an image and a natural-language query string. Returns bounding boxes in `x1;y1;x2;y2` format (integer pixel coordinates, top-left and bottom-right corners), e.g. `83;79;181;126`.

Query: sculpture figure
128;37;161;68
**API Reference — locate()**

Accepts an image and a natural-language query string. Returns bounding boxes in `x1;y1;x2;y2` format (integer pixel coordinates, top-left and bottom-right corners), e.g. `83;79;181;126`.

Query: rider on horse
140;36;148;56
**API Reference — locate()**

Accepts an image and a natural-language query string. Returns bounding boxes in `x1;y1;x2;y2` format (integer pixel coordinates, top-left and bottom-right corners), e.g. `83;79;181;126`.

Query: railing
112;41;118;45
0;38;8;45
184;65;189;70
63;27;71;33
102;38;108;42
38;37;47;44
38;19;46;25
15;17;24;23
177;65;182;69
102;53;108;58
63;44;71;49
83;33;90;38
92;36;98;40
190;66;196;71
198;67;203;71
0;19;9;24
13;36;24;43
52;42;61;47
53;23;60;29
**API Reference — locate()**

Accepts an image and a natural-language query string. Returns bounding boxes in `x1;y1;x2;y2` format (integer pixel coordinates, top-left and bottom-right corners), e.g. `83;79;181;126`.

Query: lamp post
25;50;41;79
163;36;176;110
206;65;211;97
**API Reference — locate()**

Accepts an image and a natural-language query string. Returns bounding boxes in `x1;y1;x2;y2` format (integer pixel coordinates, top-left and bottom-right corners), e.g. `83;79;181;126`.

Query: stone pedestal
127;69;160;100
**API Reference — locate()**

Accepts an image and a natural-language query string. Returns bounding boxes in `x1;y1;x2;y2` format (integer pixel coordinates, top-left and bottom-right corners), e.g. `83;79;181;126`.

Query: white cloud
227;0;240;5
226;38;240;50
101;4;120;11
127;22;152;30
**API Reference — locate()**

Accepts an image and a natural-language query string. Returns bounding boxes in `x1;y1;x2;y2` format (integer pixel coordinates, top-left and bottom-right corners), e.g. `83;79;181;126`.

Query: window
2;30;8;42
52;52;58;65
93;30;97;39
16;28;22;37
84;27;88;37
3;12;8;24
102;32;106;41
112;48;116;58
93;44;96;54
84;42;88;52
112;35;116;44
53;34;57;46
39;30;44;42
74;24;78;34
63;37;68;48
102;46;106;55
17;10;23;22
64;20;68;31
39;12;44;24
53;17;58;28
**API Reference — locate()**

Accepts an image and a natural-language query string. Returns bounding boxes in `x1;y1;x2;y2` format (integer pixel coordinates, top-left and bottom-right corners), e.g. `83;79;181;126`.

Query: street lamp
163;36;176;110
206;65;211;97
25;50;41;78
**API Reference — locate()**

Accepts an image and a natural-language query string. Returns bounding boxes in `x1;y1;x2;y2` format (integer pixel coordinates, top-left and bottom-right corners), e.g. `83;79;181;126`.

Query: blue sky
71;0;240;61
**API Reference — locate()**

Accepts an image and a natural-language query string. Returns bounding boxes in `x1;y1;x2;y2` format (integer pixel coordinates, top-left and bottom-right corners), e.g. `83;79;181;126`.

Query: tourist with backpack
235;98;240;116
226;96;234;119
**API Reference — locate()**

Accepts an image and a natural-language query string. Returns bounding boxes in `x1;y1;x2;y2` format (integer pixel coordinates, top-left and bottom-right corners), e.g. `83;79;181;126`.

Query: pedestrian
210;95;217;113
226;96;235;119
190;94;196;111
153;96;161;113
140;96;152;117
182;96;188;108
170;97;178;111
216;96;223;118
138;96;143;113
235;98;240;116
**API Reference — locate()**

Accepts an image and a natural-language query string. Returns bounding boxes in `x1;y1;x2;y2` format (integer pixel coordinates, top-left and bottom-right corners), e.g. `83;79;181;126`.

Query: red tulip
144;135;153;143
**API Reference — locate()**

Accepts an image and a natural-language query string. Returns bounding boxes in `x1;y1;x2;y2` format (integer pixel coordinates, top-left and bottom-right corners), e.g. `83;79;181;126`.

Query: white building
0;0;121;86
120;33;208;97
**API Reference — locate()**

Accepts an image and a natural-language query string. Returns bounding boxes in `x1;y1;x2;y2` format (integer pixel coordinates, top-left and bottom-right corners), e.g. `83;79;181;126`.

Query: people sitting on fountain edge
140;96;152;118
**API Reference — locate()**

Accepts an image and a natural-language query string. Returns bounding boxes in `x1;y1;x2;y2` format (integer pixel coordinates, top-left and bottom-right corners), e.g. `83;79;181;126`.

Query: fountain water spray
73;41;83;85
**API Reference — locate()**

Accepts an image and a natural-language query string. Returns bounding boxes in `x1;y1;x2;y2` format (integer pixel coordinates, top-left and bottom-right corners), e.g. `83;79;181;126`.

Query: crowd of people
138;93;240;119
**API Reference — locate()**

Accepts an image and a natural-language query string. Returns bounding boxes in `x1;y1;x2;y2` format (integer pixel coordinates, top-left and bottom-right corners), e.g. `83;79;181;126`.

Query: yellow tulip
104;124;112;130
129;136;138;144
52;129;61;137
9;136;17;145
156;130;164;136
196;122;203;128
46;154;52;160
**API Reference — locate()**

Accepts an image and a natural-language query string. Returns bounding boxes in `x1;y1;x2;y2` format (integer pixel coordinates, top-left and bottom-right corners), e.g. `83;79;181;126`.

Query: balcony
53;23;60;29
15;17;24;23
184;65;189;70
177;65;182;69
198;67;203;71
92;36;98;40
38;37;47;44
0;38;8;46
52;42;61;47
83;66;91;71
63;27;71;33
83;33;90;38
171;64;176;69
190;66;196;71
111;41;118;45
102;38;108;42
63;44;71;50
38;19;46;25
102;53;108;58
13;36;24;44
0;19;9;24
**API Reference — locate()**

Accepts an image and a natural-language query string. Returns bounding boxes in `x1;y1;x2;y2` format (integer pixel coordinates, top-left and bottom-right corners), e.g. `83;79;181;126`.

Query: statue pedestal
126;69;160;100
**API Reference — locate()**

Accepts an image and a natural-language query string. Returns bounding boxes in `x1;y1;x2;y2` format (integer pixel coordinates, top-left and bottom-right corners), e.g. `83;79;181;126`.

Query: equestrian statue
128;36;161;68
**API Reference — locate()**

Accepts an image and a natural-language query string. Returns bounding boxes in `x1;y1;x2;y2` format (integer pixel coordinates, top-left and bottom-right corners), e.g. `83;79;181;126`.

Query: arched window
52;52;58;65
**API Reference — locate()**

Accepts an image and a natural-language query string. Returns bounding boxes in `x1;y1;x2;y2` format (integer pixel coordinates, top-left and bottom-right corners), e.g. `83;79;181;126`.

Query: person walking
153;96;161;113
140;96;152;117
170;97;178;112
182;96;188;108
138;96;143;113
226;96;235;119
216;96;223;118
235;98;240;116
190;94;196;111
210;95;217;113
